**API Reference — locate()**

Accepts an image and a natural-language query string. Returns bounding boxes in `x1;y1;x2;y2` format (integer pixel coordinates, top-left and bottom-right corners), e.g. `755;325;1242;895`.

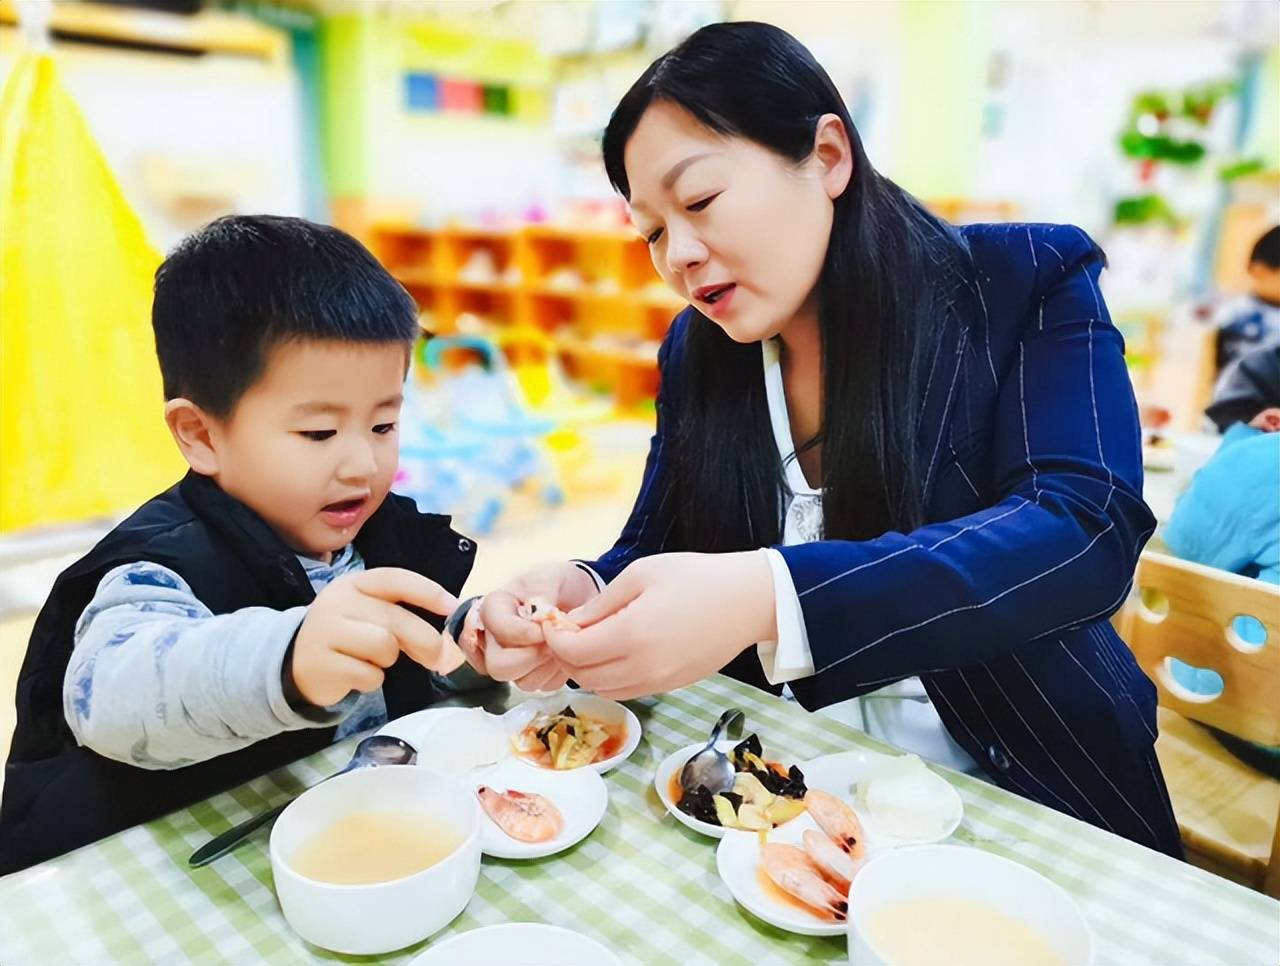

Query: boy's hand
291;568;463;707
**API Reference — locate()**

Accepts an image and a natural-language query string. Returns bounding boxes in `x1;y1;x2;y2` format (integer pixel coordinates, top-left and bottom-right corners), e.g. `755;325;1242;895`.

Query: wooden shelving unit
369;222;684;408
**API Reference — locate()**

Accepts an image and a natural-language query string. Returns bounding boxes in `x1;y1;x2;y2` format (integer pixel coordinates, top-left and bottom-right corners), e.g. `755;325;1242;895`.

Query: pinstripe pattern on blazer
586;223;1181;857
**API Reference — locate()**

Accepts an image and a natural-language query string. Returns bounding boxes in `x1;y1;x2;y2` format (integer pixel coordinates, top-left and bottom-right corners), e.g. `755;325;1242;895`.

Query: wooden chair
1118;552;1280;896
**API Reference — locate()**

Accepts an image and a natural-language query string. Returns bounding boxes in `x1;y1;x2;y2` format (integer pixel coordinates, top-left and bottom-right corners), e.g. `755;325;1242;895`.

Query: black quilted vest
0;472;474;873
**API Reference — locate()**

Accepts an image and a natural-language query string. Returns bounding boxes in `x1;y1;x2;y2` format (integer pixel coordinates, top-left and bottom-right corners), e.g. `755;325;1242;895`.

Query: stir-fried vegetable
514;705;626;770
675;733;808;830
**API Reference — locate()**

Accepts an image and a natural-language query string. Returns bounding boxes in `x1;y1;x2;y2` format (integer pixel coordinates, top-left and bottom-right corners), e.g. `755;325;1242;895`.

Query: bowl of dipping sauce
847;845;1093;966
269;765;481;955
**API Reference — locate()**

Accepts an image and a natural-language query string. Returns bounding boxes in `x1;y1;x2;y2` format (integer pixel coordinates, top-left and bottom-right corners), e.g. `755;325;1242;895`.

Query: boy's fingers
328;652;386;696
367;600;463;673
355;568;459;618
479;591;547;648
334;619;400;669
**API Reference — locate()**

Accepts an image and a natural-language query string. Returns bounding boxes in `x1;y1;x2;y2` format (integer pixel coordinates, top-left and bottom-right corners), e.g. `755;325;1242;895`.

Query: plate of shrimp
470;758;608;860
715;788;873;937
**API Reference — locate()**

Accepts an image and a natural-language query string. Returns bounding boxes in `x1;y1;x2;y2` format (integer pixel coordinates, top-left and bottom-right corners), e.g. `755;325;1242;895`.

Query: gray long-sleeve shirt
62;546;474;769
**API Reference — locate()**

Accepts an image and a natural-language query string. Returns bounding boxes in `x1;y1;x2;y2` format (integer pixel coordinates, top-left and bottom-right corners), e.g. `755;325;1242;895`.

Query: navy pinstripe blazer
587;223;1182;857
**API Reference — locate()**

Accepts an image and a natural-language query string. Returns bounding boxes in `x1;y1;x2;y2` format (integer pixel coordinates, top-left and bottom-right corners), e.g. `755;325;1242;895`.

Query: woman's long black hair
602;22;972;550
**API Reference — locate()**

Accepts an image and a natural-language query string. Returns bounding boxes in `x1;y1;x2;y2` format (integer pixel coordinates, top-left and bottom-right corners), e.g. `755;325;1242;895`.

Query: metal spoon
679;708;745;796
442;594;483;651
188;734;417;868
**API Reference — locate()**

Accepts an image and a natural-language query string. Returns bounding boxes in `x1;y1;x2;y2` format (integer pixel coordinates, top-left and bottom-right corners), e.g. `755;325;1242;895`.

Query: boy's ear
164;399;221;476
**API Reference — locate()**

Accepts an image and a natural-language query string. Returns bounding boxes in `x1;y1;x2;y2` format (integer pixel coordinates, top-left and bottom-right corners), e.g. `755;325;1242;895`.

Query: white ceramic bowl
269;766;482;955
503;691;641;774
846;845;1094;965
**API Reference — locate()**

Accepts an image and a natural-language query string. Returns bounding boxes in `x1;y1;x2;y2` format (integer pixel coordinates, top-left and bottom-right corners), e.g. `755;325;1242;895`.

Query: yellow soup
866;896;1063;966
289;811;461;885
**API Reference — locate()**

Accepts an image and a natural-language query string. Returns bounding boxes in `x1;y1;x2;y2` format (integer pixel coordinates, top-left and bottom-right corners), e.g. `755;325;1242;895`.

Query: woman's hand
475;562;600;691
542;551;777;700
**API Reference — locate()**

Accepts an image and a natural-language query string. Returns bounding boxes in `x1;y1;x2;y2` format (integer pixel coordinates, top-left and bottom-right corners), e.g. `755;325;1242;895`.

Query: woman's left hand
542;551;777;700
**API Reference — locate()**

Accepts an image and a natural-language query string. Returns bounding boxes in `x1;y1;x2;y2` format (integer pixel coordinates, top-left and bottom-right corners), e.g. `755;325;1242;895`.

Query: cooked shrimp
759;843;848;922
804;788;867;856
518;596;580;631
476;786;564;843
802;829;864;891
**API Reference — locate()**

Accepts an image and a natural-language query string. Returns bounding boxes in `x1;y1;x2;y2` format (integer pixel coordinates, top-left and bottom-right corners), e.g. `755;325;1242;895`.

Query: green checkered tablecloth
2;675;1277;964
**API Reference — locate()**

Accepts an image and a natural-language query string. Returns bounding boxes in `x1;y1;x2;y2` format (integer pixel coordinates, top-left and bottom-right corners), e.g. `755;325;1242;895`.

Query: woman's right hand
476;561;600;691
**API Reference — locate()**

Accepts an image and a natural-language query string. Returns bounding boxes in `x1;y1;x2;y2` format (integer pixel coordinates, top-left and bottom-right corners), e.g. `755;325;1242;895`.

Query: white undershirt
755;338;981;775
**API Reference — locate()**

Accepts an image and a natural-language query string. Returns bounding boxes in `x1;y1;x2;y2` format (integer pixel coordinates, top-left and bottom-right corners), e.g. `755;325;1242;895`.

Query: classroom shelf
369;222;684;408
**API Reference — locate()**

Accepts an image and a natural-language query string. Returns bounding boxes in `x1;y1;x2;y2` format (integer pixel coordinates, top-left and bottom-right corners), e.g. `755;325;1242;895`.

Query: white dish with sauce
502;690;641;774
653;740;739;839
471;758;608;860
846;845;1094;966
269;766;481;955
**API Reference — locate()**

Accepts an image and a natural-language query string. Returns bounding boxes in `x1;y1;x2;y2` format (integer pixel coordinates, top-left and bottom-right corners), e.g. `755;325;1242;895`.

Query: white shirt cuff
756;548;816;685
571;560;605;592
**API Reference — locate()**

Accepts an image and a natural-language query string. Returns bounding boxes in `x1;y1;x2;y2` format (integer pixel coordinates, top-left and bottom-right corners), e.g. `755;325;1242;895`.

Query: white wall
0;36;306;252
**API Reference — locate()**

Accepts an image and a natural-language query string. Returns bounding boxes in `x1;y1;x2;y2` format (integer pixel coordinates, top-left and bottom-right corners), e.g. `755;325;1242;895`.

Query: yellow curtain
1;52;180;532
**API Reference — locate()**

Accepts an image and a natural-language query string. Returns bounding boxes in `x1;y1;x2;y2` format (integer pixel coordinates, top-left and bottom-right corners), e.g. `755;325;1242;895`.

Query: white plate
502;691;641;774
801;751;963;845
470;758;608;860
377;707;512;773
409;923;622;965
716;812;855;938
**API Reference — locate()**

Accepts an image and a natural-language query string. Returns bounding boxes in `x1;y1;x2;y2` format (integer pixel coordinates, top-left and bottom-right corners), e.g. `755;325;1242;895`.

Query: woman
468;22;1181;856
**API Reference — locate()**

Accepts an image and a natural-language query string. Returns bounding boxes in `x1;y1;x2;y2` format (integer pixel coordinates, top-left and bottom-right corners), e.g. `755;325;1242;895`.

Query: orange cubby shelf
369;222;688;405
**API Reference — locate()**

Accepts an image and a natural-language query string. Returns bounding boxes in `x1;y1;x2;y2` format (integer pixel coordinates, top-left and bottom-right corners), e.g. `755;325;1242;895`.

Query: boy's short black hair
1250;225;1280;270
153;215;419;416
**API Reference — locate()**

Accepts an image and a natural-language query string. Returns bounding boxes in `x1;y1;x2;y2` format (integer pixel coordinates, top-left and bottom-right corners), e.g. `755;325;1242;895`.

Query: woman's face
624;101;850;344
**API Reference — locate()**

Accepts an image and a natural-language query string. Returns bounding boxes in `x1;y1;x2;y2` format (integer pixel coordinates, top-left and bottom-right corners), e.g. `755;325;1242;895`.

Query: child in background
1212;225;1280;372
1205;339;1280;434
1165;339;1279;778
1;216;485;873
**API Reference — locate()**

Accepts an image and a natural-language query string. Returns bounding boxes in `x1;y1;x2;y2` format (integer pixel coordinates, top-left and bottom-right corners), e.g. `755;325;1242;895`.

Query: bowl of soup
847;845;1094;966
269;765;481;955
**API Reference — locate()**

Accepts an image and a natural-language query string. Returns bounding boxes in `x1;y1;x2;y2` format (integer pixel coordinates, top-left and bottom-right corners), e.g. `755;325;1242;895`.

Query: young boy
1;216;482;873
1213;225;1280;371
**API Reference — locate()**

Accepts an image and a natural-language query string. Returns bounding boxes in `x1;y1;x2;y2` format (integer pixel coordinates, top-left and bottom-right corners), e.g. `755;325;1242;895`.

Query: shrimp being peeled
802;829;864;891
804;788;867;857
476;786;564;843
518;596;580;631
759;843;848;922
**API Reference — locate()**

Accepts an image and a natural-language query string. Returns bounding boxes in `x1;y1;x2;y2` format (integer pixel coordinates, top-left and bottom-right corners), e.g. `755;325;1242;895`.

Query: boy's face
1249;261;1280;304
207;339;408;558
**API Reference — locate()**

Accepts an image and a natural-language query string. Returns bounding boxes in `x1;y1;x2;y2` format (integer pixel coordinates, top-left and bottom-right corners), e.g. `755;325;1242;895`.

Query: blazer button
987;743;1012;773
457;537;473;554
